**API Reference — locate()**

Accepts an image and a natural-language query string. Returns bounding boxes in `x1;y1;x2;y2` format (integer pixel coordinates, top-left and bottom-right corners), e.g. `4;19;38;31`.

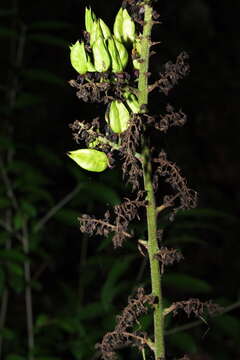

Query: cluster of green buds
105;92;140;134
70;6;135;75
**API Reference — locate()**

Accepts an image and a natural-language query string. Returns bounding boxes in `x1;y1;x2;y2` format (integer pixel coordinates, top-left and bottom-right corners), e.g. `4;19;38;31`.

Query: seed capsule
85;7;97;34
92;37;111;72
70;41;88;75
99;19;112;40
113;8;135;46
67;149;109;172
107;37;123;73
90;20;103;46
105;100;130;134
114;37;128;70
86;54;96;72
124;92;140;113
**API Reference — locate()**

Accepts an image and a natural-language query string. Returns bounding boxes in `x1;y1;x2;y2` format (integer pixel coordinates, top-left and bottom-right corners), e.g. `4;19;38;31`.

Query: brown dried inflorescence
120;114;143;190
97;288;155;360
154;247;184;273
155;104;187;133
78;191;146;248
171;298;223;318
157;52;190;95
153;150;197;219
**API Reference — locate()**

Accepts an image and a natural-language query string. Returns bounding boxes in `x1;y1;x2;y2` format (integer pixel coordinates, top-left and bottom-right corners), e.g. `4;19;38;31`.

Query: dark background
0;0;240;359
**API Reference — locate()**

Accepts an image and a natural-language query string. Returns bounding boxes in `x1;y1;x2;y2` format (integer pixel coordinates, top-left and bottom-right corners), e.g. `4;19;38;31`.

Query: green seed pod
107;37;123;73
124;92;140;113
70;41;88;75
92;37;111;72
99;19;112;39
86;54;96;72
113;8;123;43
67;149;109;172
113;8;135;46
105;100;130;134
85;7;97;34
90;20;104;46
114;37;128;70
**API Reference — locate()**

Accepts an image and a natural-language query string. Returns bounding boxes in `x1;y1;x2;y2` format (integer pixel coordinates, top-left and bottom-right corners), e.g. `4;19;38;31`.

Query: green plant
67;1;223;359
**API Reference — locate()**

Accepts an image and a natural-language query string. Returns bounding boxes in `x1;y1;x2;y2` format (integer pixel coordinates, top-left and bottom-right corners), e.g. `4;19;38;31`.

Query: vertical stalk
137;2;165;359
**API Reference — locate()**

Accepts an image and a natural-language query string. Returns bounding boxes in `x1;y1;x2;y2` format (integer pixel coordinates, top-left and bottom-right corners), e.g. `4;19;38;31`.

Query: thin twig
22;221;34;360
33;183;83;233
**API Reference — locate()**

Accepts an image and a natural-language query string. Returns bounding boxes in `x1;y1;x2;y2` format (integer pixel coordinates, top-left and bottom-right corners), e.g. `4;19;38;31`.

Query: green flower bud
114;37;128;70
99;19;112;39
105;100;130;134
67;149;109;172
113;8;135;46
124;92;140;113
107;37;123;73
70;41;88;75
92;37;111;72
85;7;97;34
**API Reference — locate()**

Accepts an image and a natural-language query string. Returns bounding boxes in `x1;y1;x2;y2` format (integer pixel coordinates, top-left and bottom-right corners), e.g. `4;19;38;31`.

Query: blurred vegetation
0;0;240;359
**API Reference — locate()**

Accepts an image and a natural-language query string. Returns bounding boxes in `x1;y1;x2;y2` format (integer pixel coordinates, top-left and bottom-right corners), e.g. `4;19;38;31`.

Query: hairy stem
137;2;165;359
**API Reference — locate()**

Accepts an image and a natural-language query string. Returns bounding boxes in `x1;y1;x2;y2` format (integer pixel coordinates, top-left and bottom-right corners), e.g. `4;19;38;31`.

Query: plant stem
137;2;165;359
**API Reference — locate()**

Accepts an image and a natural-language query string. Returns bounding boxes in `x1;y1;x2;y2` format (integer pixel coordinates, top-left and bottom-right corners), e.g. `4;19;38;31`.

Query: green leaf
0;136;14;150
6;355;25;360
54;209;79;227
77;302;104;320
7;263;23;277
22;69;65;87
14;93;43;109
0;9;17;17
0;249;27;263
169;332;198;353
35;314;50;328
0;27;17;38
36;145;62;166
0;327;15;340
163;273;212;293
28;34;68;48
13;213;24;231
20;201;37;217
0;197;11;208
0;268;5;294
214;314;240;339
29;20;72;30
101;256;134;309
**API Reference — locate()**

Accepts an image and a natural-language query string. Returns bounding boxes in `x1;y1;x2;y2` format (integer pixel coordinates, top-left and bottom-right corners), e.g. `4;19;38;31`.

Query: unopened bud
67;149;109;172
114;8;135;46
105;100;130;134
70;41;88;75
92;37;111;72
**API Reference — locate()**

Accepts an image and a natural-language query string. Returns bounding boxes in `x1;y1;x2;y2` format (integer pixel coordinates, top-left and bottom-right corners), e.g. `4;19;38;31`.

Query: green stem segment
137;2;165;359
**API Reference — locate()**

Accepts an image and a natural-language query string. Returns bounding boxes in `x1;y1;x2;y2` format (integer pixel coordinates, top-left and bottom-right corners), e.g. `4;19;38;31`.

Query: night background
0;0;240;359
